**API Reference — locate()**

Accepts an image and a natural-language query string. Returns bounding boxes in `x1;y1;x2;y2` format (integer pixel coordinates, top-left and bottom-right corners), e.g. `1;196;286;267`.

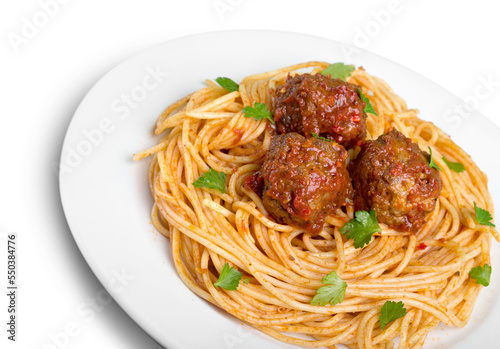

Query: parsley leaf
242;103;274;124
193;168;226;193
310;271;347;306
379;301;407;330
320;63;354;81
428;147;442;171
215;77;239;92
474;202;495;227
312;133;332;142
358;89;378;116
442;156;465;173
340;209;382;249
243;278;250;285
469;264;491;286
214;263;242;290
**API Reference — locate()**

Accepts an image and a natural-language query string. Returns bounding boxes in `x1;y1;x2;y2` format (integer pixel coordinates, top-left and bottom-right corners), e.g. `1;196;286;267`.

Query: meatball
260;133;352;234
350;129;442;232
273;73;367;149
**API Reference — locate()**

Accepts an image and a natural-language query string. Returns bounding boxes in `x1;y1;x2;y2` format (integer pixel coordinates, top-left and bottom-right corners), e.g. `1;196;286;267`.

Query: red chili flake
418;243;427;250
352;115;361;122
438;238;445;244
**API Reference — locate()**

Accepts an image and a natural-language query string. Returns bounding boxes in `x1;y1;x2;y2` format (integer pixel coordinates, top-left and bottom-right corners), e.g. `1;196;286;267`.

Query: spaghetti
134;62;498;349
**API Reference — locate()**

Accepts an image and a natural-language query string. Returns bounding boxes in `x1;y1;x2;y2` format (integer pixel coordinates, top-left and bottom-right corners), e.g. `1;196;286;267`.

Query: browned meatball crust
350;129;442;232
273;73;367;149
260;133;352;234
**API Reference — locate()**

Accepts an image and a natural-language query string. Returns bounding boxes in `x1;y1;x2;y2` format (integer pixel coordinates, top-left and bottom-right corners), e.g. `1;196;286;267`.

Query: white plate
59;30;500;349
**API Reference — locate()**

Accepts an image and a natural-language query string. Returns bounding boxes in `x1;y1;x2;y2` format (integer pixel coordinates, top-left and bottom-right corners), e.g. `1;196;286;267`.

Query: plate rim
59;29;500;349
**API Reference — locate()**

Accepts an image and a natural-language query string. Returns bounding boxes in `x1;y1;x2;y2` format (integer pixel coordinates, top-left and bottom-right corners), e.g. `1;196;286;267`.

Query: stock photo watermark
54;64;170;176
444;74;500;129
352;0;404;49
7;0;71;54
223;323;253;348
41;269;135;349
338;0;415;62
1;233;18;342
212;0;244;21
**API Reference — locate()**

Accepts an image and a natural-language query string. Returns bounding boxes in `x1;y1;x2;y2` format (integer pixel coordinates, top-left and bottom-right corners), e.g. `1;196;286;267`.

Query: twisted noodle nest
134;62;498;349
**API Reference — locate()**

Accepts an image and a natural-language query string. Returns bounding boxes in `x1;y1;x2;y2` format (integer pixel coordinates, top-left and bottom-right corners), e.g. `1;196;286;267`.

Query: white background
1;1;499;348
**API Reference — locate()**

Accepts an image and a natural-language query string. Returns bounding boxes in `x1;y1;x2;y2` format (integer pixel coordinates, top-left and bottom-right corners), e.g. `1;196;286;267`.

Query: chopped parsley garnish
215;77;239;92
242;102;274;124
214;263;242;290
428;147;442;171
474;202;495;227
312;133;332;142
320;62;354;81
310;271;347;306
379;301;407;330
193;168;226;193
469;264;491;287
243;278;250;284
340;209;382;249
358;89;378;116
442;156;465;173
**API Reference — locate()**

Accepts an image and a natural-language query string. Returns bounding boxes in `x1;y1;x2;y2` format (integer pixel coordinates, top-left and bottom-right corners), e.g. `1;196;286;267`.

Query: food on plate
273;73;367;148
134;61;497;349
350;129;443;232
259;132;352;234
